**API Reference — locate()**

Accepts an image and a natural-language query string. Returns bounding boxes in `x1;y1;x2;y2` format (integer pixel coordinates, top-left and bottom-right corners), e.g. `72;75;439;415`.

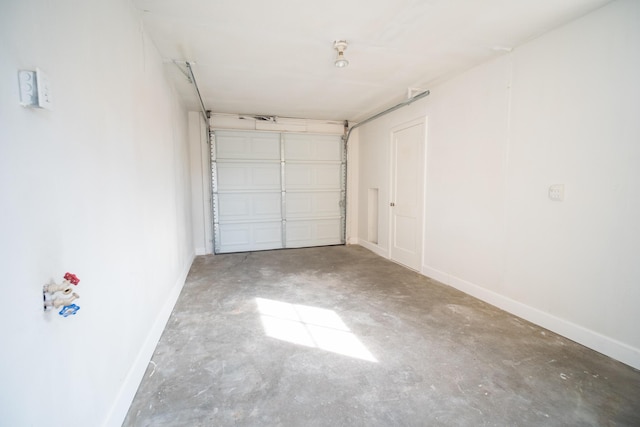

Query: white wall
503;0;640;366
0;1;194;426
353;0;640;369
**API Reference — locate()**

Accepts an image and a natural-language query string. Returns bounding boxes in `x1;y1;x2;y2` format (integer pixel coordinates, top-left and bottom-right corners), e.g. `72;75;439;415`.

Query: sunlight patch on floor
256;297;377;362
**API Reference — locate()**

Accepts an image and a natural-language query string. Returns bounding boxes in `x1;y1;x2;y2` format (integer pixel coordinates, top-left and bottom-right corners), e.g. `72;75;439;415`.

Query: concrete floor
124;245;640;426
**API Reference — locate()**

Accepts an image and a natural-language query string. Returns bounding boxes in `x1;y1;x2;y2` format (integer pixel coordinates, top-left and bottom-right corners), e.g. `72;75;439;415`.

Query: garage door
212;130;345;254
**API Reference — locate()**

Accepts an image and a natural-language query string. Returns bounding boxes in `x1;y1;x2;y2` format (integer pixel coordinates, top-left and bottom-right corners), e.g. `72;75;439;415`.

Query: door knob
390;202;395;207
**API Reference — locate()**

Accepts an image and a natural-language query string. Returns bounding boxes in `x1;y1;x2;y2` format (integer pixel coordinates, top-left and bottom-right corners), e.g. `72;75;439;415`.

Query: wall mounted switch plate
18;68;52;110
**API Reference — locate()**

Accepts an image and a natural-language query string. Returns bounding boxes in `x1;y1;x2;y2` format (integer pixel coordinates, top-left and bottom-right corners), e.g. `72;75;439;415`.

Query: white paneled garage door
212;130;345;254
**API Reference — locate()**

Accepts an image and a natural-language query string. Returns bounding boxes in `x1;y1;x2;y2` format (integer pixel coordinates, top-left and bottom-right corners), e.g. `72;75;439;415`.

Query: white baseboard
358;240;389;259
103;252;195;427
422;264;640;370
195;247;207;256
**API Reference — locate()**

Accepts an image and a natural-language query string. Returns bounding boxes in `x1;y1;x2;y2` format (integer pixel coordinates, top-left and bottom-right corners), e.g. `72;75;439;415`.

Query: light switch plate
35;68;52;110
18;68;52;110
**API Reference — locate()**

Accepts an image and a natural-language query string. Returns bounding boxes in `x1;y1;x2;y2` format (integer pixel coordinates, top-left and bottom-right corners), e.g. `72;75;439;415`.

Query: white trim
201;117;213;255
359;239;389;259
422;264;640;370
102;253;195;427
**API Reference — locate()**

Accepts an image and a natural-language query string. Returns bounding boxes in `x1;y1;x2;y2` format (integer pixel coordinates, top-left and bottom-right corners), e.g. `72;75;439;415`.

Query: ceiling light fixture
334;40;349;68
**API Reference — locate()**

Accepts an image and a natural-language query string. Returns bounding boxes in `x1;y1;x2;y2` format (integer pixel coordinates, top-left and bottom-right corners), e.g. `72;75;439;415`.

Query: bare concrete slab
124;245;640;426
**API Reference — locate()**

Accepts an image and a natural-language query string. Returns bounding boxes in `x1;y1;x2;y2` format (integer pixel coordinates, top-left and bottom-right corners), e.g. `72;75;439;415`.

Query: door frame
388;116;427;271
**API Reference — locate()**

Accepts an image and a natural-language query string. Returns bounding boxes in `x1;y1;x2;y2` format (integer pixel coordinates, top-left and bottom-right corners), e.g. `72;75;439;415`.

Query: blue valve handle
59;304;80;317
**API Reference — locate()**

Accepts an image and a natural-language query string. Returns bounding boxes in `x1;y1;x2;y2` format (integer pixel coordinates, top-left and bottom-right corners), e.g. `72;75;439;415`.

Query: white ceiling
133;0;612;122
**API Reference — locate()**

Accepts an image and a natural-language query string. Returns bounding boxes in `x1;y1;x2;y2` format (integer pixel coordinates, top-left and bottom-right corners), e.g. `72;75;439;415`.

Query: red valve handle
64;272;80;285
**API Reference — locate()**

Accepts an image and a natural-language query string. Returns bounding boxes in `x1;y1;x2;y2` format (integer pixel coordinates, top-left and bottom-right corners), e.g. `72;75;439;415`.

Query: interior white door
390;120;425;270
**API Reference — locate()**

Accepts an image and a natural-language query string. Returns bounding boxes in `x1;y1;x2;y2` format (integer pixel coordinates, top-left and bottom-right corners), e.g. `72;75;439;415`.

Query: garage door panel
286;218;342;248
285;164;341;189
254;223;283;245
218;193;281;222
286;192;341;219
218;221;283;253
216;131;280;160
284;134;342;161
217;163;281;190
214;130;344;254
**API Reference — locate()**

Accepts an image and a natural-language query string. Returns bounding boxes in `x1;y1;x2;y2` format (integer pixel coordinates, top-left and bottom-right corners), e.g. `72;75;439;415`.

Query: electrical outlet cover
18;70;38;107
549;184;564;201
